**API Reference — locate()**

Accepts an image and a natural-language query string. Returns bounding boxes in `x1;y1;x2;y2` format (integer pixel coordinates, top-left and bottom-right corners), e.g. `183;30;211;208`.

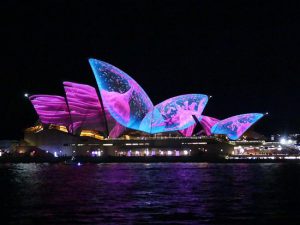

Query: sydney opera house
24;59;265;157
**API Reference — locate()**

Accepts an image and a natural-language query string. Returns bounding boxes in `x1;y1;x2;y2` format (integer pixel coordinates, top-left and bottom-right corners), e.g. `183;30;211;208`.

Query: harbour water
0;162;300;224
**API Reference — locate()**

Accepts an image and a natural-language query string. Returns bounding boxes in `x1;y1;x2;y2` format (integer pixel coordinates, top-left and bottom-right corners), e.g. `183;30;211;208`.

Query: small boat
64;156;82;166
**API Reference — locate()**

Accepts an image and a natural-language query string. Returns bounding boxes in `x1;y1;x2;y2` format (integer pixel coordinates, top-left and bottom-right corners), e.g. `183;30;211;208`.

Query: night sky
1;0;300;139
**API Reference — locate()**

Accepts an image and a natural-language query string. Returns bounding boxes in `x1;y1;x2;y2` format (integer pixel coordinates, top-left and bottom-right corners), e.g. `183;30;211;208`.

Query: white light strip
103;143;113;146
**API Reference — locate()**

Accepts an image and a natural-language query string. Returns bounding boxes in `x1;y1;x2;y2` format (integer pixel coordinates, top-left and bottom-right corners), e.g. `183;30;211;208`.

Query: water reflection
0;163;300;224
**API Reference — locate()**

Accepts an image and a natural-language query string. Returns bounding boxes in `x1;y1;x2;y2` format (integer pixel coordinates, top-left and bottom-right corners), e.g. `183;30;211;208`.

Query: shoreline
1;156;300;164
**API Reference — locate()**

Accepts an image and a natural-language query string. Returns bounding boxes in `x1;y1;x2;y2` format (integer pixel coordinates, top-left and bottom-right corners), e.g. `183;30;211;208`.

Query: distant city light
280;138;294;145
280;138;286;144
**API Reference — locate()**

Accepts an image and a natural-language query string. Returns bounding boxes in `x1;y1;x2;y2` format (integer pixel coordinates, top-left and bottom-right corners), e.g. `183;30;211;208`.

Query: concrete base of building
23;129;234;157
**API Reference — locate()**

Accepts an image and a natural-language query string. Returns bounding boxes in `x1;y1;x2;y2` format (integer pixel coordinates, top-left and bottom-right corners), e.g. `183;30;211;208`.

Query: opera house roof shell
29;58;264;140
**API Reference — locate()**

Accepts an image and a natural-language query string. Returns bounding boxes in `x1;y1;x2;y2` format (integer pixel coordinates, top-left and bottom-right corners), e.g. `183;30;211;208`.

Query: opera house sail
26;58;265;156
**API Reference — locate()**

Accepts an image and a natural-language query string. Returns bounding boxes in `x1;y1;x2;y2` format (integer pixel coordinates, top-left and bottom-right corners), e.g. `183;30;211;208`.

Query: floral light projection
89;59;154;132
140;94;208;133
211;113;264;140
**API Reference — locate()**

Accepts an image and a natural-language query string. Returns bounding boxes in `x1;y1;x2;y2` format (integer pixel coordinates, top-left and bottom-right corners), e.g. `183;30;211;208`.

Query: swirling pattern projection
140;94;208;133
211;113;264;140
89;59;154;132
29;95;72;132
179;115;219;137
63;82;106;134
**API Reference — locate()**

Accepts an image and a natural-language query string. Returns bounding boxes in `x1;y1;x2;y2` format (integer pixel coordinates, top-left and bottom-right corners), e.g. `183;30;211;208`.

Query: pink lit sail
89;59;212;134
29;95;72;132
179;115;219;137
141;94;208;133
89;59;154;133
179;124;196;137
109;122;126;138
200;116;220;136
63;82;106;133
64;81;126;137
211;113;264;140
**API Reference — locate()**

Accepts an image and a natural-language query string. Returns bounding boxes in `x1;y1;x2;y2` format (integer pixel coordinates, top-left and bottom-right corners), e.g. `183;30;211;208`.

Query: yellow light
57;126;68;133
80;130;104;140
25;125;43;133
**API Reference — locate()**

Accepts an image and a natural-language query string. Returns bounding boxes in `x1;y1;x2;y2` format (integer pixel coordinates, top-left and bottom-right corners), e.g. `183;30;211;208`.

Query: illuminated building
24;59;265;156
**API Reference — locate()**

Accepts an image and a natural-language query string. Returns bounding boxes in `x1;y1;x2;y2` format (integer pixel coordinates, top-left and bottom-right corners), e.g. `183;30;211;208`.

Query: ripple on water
1;163;300;224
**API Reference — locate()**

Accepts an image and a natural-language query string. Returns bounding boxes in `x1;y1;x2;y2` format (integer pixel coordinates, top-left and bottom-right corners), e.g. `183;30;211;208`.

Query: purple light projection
29;95;72;132
140;94;208;133
211;113;264;140
200;116;220;136
89;59;154;133
64;81;126;137
109;122;126;138
179;115;219;137
63;81;106;133
179;124;196;137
